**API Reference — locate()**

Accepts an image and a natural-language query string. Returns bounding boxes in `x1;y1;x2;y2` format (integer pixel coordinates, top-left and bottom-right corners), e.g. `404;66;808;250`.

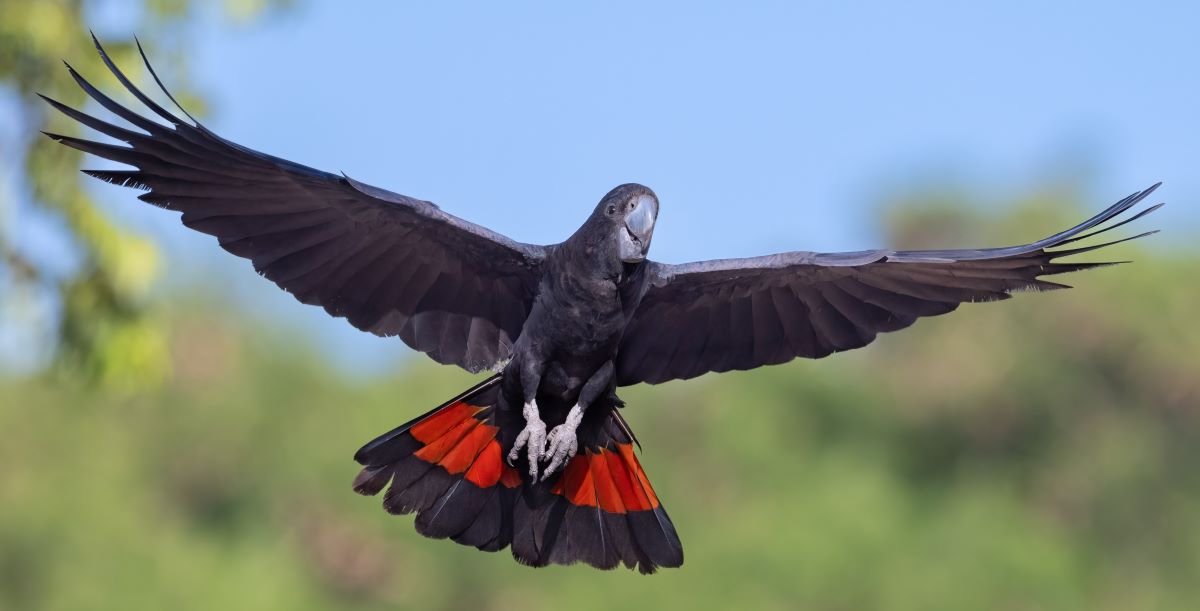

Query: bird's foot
541;404;584;481
507;400;547;480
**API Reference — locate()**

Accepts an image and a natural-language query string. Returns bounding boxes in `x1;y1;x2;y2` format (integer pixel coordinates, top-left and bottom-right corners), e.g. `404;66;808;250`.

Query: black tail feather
352;377;682;573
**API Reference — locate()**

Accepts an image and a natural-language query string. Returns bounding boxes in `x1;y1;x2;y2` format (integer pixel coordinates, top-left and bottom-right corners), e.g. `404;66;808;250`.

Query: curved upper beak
626;196;658;244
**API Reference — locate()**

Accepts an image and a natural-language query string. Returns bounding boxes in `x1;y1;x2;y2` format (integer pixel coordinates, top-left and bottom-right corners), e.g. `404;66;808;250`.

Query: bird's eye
607;205;616;215
629;200;637;210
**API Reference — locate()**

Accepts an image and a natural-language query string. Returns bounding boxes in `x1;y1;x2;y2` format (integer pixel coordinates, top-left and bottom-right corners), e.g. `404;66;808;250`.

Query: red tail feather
353;375;682;573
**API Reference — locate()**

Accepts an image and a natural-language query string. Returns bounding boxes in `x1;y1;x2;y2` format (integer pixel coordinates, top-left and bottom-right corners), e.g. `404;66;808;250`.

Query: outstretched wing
616;184;1162;385
43;35;547;373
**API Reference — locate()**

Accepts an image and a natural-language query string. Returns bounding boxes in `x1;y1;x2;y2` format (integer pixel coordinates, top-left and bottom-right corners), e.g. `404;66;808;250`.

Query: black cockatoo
44;36;1162;574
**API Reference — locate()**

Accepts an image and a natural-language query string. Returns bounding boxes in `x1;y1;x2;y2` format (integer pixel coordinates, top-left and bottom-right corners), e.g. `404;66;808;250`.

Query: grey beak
626;196;657;241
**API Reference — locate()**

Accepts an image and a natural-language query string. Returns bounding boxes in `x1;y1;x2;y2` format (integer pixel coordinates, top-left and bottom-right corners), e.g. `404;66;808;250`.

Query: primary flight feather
44;35;1162;574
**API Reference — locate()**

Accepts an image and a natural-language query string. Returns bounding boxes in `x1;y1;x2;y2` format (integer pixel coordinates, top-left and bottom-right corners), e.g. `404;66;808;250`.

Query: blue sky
67;1;1200;373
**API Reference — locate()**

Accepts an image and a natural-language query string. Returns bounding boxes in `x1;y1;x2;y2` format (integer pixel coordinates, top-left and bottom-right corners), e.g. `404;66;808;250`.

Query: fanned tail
353;377;683;573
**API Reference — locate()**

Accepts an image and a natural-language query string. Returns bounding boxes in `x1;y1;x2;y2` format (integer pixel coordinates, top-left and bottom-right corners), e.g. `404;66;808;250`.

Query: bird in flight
44;35;1162;574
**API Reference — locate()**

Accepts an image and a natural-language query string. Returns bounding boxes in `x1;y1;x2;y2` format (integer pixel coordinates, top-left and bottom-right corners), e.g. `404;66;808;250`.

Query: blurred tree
0;0;293;387
0;191;1192;611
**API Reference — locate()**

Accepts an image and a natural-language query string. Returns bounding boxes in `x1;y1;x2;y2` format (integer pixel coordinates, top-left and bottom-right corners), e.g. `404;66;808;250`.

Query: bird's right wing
43;36;548;373
616;184;1162;385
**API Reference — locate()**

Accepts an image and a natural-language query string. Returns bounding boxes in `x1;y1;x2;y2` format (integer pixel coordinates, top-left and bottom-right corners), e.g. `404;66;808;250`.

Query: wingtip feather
133;34;200;126
90;31;185;127
1049;229;1159;260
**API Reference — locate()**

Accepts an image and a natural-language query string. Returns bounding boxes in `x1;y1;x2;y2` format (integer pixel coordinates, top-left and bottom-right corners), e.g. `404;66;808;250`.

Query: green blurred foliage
0;0;290;387
1;4;1194;609
1;193;1195;610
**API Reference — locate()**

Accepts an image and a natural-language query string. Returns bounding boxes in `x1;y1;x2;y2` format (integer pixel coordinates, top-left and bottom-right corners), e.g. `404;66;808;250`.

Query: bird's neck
557;225;625;281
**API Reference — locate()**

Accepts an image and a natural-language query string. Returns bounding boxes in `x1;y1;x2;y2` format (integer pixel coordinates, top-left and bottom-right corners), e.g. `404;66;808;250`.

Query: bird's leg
508;357;548;480
542;404;583;480
543;361;613;481
508;400;547;479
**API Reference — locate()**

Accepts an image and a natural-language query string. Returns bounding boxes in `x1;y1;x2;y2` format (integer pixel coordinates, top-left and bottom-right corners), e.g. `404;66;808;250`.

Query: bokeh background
1;2;1198;610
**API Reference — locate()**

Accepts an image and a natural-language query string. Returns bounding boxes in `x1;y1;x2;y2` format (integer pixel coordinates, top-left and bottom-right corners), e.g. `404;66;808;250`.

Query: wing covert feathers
44;35;545;374
619;184;1163;385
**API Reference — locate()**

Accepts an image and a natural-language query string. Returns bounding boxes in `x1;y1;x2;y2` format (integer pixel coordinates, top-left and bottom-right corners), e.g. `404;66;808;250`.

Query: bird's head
593;183;659;263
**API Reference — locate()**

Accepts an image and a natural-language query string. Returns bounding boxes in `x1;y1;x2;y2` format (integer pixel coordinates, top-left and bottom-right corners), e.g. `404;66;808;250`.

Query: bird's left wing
616;184;1162;385
43;36;547;373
